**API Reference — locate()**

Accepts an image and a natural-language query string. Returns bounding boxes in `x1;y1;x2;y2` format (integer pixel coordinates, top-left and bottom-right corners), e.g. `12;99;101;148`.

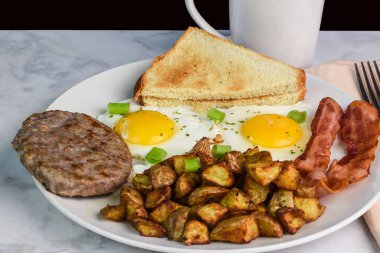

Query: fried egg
218;102;315;161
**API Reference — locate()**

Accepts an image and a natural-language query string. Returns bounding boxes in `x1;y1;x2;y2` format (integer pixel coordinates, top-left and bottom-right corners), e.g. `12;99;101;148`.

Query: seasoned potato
149;200;184;224
132;174;153;195
188;204;203;219
256;204;267;214
171;153;197;175
294;185;316;198
182;220;210;245
246;161;282;186
245;151;272;164
100;204;127;221
219;151;244;175
188;186;229;206
254;213;283;238
210;215;259;243
126;202;148;221
190;137;214;166
197;203;228;227
267;190;294;218
146;165;177;189
131;218;166;237
243;175;270;204
273;161;300;190
120;185;144;206
276;207;306;234
293;197;326;222
241;147;260;157
164;207;190;241
220;188;256;212
200;162;234;187
145;186;172;209
174;172;200;199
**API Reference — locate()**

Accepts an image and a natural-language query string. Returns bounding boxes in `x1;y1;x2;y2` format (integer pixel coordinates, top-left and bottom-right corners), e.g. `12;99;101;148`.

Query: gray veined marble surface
1;30;380;253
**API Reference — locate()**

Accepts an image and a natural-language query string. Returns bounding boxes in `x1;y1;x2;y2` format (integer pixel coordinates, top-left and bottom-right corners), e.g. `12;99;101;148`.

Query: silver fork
354;61;380;111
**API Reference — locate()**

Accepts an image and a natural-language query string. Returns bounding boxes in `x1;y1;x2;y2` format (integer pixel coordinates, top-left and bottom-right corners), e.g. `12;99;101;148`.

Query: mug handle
185;0;226;39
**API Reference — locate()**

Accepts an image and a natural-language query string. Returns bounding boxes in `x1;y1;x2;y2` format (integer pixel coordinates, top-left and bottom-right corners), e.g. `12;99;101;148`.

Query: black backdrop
1;0;379;30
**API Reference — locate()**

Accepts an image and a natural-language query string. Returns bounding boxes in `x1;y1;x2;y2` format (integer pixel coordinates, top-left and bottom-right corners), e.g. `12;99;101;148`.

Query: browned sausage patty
12;110;132;197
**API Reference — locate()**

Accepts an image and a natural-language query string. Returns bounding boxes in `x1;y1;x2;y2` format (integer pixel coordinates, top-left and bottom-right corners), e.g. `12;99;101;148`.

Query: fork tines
355;61;380;111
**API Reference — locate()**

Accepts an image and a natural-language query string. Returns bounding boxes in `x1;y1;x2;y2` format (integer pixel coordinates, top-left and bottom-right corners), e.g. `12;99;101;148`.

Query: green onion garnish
185;157;201;173
287;110;307;123
145;147;167;164
212;144;232;158
207;108;225;123
107;102;130;115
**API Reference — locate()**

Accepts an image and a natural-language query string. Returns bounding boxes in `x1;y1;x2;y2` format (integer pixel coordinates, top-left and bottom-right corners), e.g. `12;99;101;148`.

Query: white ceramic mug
185;0;325;68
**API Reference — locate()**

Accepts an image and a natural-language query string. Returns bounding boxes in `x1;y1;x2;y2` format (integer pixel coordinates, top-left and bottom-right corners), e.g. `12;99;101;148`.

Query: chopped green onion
185;157;201;173
145;147;167;164
207;108;225;123
107;102;130;115
212;144;232;158
287;110;307;123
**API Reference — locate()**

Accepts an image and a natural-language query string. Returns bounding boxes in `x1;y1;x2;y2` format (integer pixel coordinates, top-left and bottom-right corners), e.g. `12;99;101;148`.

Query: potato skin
189;137;214;166
219;151;244;175
182;220;210;245
254;213;283;238
188;186;229;206
164;207;190;241
267;190;294;218
132;174;153;195
120;185;144;206
174;172;200;199
146;165;177;189
273;161;301;190
243;175;270;204
149;200;183;224
127;202;148;221
131;218;166;237
145;186;172;209
276;207;306;234
200;162;234;188
171;153;197;175
100;204;127;221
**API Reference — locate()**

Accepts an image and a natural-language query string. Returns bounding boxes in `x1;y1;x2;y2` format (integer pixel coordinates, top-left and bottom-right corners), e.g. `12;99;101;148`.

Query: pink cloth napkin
306;60;380;246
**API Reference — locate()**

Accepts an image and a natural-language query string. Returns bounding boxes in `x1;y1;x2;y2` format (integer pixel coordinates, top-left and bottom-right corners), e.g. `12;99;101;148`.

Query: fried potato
293;196;326;222
276;207;306;234
220;188;256;212
256;204;267;214
246;161;282;186
164;207;190;241
145;186;172;209
294;185;316;198
100;204;127;221
267;190;294;218
132;174;153;195
253;213;283;238
245;151;272;164
241;147;260;157
174;172;200;199
126;202;148;221
188;186;229;206
243;175;270;204
190;137;214;166
200;162;234;187
146;165;177;189
120;185;144;206
273;161;301;190
219;151;244;175
182;220;210;245
197;203;228;227
149;200;184;224
210;215;259;243
171;153;197;175
131;218;166;237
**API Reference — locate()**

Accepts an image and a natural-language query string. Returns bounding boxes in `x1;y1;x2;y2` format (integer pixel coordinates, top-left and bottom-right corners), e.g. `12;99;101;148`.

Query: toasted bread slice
133;27;306;108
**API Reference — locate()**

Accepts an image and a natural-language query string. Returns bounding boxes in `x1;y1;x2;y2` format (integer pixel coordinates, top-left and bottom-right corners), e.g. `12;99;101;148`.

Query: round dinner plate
34;59;380;252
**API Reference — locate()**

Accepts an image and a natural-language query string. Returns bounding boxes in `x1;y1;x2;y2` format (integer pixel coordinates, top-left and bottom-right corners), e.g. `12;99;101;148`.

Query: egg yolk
241;114;302;148
114;110;175;145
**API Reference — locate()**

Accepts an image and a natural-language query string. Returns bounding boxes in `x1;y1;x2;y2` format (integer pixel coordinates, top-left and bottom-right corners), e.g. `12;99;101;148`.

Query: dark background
1;0;379;30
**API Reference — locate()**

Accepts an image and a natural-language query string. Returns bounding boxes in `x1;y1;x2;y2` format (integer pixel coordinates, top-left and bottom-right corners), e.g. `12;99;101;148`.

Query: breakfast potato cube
220;188;256;212
219;151;244;175
146;165;177;189
131;218;166;238
182;220;210;245
196;203;228;227
171;153;197;175
246;161;282;186
190;137;214;166
276;207;306;234
132;174;153;195
164;207;190;241
256;204;267;214
126;202;148;221
200;162;234;187
100;204;127;221
243;175;270;204
294;185;316;198
293;196;326;222
145;186;172;209
210;215;259;243
120;185;145;206
273;161;301;190
241;147;260;157
174;172;200;199
245;151;272;163
236;147;260;170
187;186;229;206
267;190;294;218
253;213;283;238
149;200;183;224
188;204;204;219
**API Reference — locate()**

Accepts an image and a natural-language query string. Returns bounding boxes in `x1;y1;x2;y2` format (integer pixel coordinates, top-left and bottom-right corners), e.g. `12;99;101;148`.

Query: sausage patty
12;110;132;197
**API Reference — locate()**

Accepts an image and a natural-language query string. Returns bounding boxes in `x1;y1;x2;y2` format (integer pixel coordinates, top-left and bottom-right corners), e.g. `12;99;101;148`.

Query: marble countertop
1;30;380;253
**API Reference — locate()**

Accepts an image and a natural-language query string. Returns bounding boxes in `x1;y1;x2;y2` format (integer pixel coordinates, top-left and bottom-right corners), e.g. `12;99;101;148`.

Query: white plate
35;59;380;253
